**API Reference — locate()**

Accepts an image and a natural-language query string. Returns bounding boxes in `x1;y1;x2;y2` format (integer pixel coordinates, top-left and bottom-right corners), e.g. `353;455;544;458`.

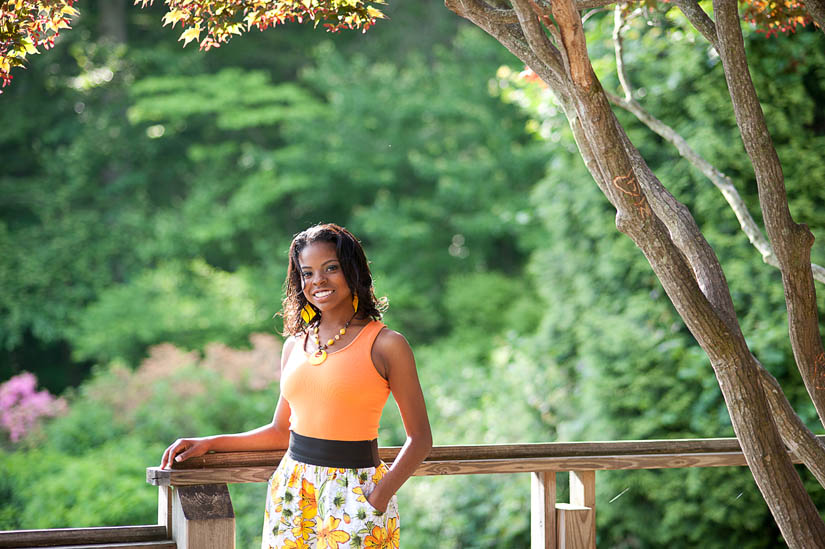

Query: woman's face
298;241;353;314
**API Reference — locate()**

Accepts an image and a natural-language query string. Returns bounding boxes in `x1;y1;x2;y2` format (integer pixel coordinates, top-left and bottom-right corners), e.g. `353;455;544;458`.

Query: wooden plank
556;504;594;549
14;542;175;549
156;437;773;470
149;452;749;485
171;485;234;549
158;487;172;539
147;436;824;485
569;472;595;549
531;472;556;549
0;526;168;548
148;451;781;486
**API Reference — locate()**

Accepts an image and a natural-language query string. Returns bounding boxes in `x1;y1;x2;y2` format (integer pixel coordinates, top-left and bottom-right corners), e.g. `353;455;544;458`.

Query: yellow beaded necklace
307;311;357;365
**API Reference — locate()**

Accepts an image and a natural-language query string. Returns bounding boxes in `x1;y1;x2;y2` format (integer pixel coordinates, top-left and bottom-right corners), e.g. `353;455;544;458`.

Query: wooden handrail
145;436;821;487
0;525;170;548
7;437;819;549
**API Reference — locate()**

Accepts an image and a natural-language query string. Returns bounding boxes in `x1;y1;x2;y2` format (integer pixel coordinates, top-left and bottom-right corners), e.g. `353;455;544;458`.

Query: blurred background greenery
1;1;824;547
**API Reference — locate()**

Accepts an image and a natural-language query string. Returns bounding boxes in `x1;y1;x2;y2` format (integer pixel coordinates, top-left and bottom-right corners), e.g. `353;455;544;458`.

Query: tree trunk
712;0;825;432
445;0;825;544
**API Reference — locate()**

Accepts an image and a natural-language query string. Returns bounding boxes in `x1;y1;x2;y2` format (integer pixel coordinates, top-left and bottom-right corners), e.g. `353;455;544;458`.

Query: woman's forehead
298;241;338;265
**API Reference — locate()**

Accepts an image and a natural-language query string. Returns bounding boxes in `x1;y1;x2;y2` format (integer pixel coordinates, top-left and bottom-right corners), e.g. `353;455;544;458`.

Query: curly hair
282;223;387;336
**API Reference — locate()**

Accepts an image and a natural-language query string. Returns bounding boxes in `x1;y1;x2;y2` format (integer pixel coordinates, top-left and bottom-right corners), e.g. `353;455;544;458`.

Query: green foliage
0;438;159;529
68;260;276;364
2;1;825;547
53;24;546;360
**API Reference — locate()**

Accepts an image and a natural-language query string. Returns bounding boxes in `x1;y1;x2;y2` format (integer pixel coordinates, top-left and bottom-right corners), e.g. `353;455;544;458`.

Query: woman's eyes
301;265;339;278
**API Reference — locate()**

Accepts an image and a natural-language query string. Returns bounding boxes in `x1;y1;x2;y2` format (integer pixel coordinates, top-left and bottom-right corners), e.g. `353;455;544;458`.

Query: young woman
160;223;432;549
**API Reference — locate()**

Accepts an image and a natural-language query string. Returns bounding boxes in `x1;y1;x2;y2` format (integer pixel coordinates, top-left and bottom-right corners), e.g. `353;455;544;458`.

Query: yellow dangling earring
301;304;317;324
352;294;359;313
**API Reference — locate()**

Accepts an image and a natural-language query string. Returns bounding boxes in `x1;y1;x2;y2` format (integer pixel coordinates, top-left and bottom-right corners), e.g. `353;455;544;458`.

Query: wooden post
171;484;235;549
531;471;557;549
556;504;593;549
158;486;173;539
567;470;596;549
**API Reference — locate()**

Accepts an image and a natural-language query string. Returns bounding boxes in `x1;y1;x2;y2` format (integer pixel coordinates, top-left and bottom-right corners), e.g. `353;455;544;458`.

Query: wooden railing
145;437;815;549
2;437;818;548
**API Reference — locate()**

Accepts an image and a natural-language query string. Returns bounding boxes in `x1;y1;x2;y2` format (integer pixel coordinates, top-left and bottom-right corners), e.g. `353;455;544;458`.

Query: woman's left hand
366;488;389;514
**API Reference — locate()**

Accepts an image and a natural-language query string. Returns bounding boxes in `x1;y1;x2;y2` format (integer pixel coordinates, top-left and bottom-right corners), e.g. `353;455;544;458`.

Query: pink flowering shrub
0;372;67;443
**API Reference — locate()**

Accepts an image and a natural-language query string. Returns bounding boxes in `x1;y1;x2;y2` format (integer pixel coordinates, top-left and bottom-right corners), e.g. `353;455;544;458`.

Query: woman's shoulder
373;323;412;353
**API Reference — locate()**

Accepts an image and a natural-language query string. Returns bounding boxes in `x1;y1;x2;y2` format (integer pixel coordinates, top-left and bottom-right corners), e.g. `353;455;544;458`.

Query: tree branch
609;3;740;333
446;0;566;89
550;0;593;88
672;0;719;48
612;4;633;102
447;0;519;23
714;0;825;431
757;359;825;489
510;0;566;75
576;0;621;8
439;0;626;24
540;0;623;10
607;91;825;286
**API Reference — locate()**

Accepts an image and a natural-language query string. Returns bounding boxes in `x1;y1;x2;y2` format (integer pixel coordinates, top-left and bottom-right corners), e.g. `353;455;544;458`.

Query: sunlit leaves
741;0;813;36
137;0;387;51
0;0;78;91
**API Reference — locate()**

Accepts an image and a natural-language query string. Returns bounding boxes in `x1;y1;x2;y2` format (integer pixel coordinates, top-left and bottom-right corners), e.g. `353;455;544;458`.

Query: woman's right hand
160;437;212;469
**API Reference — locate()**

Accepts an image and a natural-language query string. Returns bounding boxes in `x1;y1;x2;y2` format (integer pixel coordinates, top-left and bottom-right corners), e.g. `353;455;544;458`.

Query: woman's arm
366;329;433;512
159;337;296;469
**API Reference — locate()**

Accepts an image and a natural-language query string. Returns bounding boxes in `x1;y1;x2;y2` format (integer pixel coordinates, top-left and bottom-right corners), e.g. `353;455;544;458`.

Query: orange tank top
280;320;390;441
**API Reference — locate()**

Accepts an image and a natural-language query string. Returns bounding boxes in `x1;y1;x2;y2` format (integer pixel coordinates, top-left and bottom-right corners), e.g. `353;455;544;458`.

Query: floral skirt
261;454;400;549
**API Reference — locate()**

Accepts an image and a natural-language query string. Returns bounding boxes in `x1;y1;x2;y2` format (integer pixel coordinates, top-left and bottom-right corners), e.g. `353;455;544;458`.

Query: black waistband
288;431;380;469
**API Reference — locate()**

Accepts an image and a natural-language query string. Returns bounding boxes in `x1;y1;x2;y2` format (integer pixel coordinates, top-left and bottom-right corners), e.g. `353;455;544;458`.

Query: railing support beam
556;504;593;549
158;486;173;539
531;471;557;549
565;470;595;549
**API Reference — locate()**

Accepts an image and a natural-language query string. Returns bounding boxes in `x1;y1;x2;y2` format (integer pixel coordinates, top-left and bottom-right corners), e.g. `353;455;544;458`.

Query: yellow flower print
342;512;351;525
288;464;304;488
352;485;367;503
292;515;314;540
299;478;318;520
283;538;311;549
386;517;400;549
316;516;351;549
271;495;283;514
364;524;388;548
